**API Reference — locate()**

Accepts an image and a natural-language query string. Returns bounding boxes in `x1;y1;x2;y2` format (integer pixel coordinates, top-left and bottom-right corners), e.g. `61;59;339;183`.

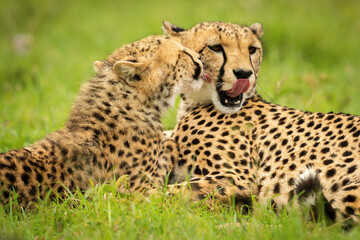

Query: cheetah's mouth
217;79;250;108
218;91;244;107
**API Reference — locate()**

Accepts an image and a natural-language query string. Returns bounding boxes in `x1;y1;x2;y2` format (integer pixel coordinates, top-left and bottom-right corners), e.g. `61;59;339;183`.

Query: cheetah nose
233;69;253;79
226;79;250;98
201;73;212;83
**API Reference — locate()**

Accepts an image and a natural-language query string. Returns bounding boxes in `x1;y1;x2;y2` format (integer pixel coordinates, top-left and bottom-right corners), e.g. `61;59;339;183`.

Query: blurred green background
0;0;359;151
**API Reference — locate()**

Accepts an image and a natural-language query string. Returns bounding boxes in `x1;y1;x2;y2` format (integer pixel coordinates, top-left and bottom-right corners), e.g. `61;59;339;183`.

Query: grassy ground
1;0;360;239
2;181;360;240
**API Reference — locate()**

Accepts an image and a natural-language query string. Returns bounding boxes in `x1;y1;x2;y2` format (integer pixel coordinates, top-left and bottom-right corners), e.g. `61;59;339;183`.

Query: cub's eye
208;44;223;52
133;74;141;81
127;59;138;63
249;46;257;55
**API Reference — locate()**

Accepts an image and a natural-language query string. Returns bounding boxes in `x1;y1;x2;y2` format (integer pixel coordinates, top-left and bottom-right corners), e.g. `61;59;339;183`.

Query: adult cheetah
162;21;263;120
164;21;360;224
160;21;263;206
0;35;204;207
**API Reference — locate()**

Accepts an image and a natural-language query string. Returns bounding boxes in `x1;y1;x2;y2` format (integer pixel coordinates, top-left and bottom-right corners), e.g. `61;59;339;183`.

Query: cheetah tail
295;168;337;224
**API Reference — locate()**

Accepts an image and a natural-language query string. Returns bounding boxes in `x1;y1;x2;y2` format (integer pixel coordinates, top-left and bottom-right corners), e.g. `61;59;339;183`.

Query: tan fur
93;60;104;72
0;35;203;207
165;21;360;224
163;21;263;119
171;96;360;224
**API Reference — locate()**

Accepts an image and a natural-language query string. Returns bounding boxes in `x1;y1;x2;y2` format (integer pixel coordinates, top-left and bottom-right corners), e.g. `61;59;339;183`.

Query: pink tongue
226;79;250;98
201;73;212;83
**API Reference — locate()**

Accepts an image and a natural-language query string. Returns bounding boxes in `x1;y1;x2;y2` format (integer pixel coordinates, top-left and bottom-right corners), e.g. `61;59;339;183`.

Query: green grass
1;0;360;239
2;180;359;240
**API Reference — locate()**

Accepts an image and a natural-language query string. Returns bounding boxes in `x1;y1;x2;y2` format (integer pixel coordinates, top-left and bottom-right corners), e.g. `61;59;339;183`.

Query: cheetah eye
249;46;257;55
127;59;138;63
133;74;141;81
208;44;223;52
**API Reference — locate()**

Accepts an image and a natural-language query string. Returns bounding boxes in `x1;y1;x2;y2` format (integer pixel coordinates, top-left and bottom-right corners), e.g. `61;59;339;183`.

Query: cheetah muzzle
163;21;263;119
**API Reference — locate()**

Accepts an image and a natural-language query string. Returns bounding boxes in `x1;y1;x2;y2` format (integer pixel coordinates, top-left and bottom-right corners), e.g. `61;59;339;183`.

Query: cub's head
96;36;204;109
163;21;263;114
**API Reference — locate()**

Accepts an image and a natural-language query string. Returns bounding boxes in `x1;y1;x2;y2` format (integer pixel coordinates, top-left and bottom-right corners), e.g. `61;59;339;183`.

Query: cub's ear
93;60;104;73
249;23;264;38
113;60;144;81
162;21;186;36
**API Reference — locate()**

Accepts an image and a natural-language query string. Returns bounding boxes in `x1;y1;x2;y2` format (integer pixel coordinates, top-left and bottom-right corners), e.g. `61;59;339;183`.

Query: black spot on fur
21;173;30;185
326;169;336;178
289;164;296;171
348;165;357;174
345;206;355;215
323;159;333;165
342;151;352;157
92;112;105;122
273;183;280;194
5;173;16;183
331;183;338;192
343;195;356;203
321;147;330;154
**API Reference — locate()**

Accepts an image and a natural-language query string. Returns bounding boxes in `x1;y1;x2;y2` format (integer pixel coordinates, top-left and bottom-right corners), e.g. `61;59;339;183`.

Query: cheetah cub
0;36;204;206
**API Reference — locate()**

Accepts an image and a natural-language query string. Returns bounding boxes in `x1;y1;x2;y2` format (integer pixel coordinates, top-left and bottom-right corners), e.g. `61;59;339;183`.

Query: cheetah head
95;36;204;110
163;21;263;115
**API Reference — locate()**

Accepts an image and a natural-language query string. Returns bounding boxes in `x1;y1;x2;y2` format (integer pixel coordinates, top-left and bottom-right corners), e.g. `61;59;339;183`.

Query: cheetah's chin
192;78;204;91
183;78;204;93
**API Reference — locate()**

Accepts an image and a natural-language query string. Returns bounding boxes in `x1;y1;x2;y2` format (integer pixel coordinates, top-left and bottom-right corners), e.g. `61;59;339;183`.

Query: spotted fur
163;21;263;120
164;21;360;224
158;21;263;207
170;94;360;223
295;168;339;223
0;35;204;206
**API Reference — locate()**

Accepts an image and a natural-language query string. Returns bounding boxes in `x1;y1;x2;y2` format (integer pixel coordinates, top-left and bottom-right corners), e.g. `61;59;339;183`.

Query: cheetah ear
113;60;144;81
162;21;186;36
93;60;104;73
249;23;264;38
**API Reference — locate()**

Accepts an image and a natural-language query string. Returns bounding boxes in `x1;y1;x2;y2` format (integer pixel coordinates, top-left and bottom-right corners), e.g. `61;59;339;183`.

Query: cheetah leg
129;138;179;195
163;172;255;210
159;138;178;173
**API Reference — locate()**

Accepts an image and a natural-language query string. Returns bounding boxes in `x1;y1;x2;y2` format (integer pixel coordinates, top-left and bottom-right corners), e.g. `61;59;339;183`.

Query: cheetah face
99;36;204;108
163;21;263;114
